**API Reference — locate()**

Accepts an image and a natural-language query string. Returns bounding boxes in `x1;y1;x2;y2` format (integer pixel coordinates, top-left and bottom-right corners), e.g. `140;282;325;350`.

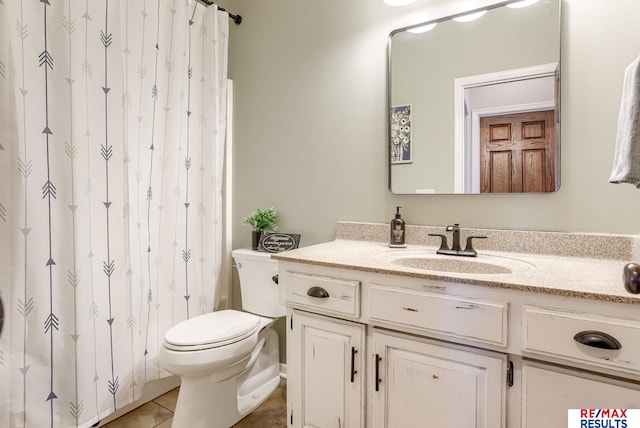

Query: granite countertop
273;238;640;305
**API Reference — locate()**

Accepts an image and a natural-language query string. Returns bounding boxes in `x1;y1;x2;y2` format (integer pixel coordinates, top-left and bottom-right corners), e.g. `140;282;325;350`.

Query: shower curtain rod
197;0;243;25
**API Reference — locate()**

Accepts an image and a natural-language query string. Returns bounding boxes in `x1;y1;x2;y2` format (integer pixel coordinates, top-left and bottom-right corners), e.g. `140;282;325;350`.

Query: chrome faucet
429;224;486;257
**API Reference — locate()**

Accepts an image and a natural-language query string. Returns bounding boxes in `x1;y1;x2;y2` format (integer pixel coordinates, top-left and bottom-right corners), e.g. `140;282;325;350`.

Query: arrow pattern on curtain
39;2;61;426
0;1;229;425
183;4;197;321
135;1;149;356
143;0;161;380
198;17;208;315
163;0;179;328
63;0;83;423
79;0;104;424
121;0;139;401
100;0;119;411
16;0;33;426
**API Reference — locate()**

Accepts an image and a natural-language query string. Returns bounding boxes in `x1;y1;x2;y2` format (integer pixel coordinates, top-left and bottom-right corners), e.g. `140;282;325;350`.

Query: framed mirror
389;0;561;194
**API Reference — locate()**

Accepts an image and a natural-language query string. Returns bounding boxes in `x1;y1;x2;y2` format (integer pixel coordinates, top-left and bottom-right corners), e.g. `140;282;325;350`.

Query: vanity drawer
522;306;640;374
284;272;360;318
368;284;508;346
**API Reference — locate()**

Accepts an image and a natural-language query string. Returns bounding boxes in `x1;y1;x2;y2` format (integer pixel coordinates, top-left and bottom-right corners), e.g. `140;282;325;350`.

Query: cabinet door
287;310;365;428
522;360;640;428
371;329;506;428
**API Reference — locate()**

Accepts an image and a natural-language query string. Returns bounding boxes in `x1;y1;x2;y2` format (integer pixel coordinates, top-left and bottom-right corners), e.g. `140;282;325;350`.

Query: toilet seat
164;310;261;352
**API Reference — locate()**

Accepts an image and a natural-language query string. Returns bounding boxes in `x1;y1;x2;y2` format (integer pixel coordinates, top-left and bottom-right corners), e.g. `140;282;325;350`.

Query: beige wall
220;0;640;358
225;0;640;245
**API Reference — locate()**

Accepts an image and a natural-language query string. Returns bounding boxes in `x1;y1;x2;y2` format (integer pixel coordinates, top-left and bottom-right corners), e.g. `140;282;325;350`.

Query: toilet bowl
158;249;285;428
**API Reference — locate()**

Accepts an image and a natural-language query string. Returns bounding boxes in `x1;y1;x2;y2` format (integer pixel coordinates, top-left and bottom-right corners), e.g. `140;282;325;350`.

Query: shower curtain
0;1;231;426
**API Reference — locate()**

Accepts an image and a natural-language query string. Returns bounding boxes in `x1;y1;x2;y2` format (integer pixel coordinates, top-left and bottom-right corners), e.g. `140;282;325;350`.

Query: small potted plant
242;207;278;250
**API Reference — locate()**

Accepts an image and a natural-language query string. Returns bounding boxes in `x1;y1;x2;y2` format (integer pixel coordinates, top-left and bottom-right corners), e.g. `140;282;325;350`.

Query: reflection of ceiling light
507;0;539;8
384;0;416;6
453;10;487;22
408;23;437;34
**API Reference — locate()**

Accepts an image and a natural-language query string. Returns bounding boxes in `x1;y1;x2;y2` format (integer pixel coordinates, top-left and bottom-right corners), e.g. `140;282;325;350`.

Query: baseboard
279;363;287;379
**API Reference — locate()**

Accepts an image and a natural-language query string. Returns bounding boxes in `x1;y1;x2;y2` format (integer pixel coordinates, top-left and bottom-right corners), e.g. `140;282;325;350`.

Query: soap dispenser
389;206;407;248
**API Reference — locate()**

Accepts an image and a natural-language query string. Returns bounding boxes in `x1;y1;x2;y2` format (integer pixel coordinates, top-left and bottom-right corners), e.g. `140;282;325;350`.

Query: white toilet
158;249;285;428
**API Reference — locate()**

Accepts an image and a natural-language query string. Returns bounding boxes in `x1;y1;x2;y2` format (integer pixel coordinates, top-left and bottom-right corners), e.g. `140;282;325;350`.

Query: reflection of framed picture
391;104;412;164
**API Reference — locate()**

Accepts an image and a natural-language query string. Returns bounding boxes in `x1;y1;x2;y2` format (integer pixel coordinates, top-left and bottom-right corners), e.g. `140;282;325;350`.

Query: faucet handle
445;223;460;232
459;236;487;257
428;233;449;252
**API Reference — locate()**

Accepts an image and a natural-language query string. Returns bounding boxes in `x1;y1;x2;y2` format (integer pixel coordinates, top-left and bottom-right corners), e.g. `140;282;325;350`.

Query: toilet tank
232;249;286;318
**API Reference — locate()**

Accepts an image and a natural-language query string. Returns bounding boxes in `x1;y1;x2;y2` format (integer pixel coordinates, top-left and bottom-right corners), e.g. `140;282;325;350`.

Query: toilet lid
164;310;261;351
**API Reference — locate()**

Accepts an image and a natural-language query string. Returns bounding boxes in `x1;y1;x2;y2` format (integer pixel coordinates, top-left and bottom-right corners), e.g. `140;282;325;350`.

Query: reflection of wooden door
480;110;555;193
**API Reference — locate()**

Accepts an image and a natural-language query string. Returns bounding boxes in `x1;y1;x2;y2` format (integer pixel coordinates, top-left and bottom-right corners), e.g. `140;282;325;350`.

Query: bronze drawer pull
573;330;621;350
307;286;330;298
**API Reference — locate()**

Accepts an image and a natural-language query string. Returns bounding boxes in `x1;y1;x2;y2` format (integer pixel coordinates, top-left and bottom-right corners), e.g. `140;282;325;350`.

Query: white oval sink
388;253;535;275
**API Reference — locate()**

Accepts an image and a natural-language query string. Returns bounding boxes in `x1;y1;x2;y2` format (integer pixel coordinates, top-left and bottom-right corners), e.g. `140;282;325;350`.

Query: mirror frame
388;0;562;195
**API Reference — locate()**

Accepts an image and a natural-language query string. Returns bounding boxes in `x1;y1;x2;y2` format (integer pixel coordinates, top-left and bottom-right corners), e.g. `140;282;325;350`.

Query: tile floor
103;378;287;428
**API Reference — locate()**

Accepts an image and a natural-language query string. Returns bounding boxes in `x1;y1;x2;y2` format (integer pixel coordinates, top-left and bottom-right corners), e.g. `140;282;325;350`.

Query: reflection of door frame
453;63;558;193
470;102;555;193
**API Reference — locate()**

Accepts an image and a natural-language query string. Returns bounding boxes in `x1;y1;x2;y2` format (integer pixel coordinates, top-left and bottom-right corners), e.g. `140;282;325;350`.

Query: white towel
609;55;640;187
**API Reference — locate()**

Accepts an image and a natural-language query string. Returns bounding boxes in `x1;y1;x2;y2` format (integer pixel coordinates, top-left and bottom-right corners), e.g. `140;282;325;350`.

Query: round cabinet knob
624;263;640;294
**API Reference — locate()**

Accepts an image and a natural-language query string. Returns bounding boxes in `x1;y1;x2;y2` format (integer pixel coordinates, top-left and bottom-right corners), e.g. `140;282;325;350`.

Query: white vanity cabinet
279;259;640;428
520;304;640;427
370;328;506;428
287;309;365;428
522;361;640;427
284;271;365;428
282;266;510;428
